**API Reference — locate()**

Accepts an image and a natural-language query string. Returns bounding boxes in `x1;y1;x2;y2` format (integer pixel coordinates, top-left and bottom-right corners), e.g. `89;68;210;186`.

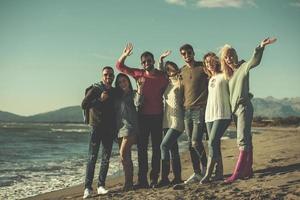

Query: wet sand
27;126;300;200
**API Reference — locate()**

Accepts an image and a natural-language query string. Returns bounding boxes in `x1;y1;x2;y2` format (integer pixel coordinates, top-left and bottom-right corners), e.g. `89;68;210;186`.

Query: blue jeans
184;108;207;174
137;114;163;183
160;128;181;161
206;119;231;159
84;125;114;189
233;102;253;151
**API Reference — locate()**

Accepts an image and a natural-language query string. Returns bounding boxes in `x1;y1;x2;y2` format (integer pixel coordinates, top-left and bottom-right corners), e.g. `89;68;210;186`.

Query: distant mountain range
0;106;83;123
1;97;300;123
252;97;300;118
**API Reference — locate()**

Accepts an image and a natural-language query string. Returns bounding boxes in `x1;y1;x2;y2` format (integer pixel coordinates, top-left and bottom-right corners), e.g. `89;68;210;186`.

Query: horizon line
1;95;300;117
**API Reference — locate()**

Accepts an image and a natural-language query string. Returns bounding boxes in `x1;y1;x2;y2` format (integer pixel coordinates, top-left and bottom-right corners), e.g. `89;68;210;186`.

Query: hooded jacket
81;82;116;128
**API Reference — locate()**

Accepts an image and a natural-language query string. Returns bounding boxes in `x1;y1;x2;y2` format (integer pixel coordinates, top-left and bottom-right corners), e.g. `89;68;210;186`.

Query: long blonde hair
220;44;238;80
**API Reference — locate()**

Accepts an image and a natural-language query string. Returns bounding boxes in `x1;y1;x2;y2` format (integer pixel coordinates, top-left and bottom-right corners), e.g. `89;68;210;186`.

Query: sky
0;0;300;116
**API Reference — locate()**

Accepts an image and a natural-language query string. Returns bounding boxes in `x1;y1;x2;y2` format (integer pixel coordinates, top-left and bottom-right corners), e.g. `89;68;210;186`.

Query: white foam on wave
0;152;135;200
0;140;187;200
50;128;89;133
64;123;89;127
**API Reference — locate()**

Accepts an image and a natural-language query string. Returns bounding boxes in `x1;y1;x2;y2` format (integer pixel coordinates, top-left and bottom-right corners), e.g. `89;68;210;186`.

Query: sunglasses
180;50;193;56
103;73;114;77
141;59;153;65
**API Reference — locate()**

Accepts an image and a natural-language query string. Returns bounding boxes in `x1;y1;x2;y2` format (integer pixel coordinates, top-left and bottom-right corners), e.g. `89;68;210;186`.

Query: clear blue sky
0;0;299;116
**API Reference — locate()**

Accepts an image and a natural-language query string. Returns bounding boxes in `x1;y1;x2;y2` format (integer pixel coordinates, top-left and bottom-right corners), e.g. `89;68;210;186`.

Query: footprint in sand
287;179;300;184
269;158;285;163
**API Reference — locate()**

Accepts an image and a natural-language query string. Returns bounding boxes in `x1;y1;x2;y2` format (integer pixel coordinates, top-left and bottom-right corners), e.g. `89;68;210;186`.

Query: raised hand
159;50;171;62
260;37;277;48
123;43;133;57
118;43;133;63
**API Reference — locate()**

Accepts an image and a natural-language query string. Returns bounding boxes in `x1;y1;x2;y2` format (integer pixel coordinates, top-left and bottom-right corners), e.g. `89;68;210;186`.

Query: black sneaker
156;179;170;188
170;178;183;185
123;185;134;192
173;183;185;190
133;181;149;189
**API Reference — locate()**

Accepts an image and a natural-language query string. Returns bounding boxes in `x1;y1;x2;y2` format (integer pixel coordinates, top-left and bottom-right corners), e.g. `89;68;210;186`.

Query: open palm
123;43;133;57
261;37;277;47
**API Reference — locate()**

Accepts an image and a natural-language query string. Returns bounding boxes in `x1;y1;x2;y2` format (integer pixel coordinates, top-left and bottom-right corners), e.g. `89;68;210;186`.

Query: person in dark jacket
81;66;117;199
114;73;144;191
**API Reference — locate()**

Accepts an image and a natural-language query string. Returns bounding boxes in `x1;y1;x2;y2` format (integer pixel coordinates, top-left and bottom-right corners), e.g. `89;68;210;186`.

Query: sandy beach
26;126;300;200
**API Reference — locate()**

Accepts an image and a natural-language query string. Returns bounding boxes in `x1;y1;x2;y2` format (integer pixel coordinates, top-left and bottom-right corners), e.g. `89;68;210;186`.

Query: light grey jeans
184;108;207;174
206;119;231;159
232;101;253;151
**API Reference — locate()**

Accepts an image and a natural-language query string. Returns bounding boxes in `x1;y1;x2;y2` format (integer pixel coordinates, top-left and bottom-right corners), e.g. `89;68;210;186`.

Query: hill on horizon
0;106;82;123
1;97;300;123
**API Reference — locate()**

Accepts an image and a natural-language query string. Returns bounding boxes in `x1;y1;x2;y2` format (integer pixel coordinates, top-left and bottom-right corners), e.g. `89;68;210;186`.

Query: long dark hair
165;61;179;72
115;73;133;97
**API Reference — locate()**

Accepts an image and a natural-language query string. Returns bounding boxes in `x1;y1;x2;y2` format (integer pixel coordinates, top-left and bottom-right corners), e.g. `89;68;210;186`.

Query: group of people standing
81;38;276;199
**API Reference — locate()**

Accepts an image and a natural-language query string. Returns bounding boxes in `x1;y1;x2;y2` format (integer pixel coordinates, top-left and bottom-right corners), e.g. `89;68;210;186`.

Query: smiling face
102;68;114;86
165;61;180;77
167;68;178;77
220;45;238;80
224;48;238;69
205;55;218;73
180;48;195;64
203;52;221;77
117;75;130;92
141;53;155;71
115;73;133;94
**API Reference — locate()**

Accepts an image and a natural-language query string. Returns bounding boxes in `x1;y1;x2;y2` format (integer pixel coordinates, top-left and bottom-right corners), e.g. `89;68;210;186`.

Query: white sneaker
97;186;109;195
184;173;202;184
83;188;92;199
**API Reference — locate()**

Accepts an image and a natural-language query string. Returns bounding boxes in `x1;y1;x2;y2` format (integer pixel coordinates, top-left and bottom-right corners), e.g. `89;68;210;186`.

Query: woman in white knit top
200;52;232;184
156;50;184;187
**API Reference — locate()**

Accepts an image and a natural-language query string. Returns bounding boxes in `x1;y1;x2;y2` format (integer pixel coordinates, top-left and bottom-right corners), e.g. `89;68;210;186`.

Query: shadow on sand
255;162;300;177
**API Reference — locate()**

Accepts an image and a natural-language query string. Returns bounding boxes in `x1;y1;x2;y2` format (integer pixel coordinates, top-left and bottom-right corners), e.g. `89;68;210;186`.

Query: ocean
0;122;242;200
0;123;126;200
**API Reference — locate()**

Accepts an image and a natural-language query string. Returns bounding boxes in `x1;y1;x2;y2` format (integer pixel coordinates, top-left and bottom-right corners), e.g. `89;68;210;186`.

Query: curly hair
203;52;221;78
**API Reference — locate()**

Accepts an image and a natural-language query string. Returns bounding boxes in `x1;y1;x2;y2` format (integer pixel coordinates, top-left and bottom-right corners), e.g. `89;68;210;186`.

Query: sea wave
0;175;26;187
50;128;89;133
0;155;123;200
0;124;192;200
